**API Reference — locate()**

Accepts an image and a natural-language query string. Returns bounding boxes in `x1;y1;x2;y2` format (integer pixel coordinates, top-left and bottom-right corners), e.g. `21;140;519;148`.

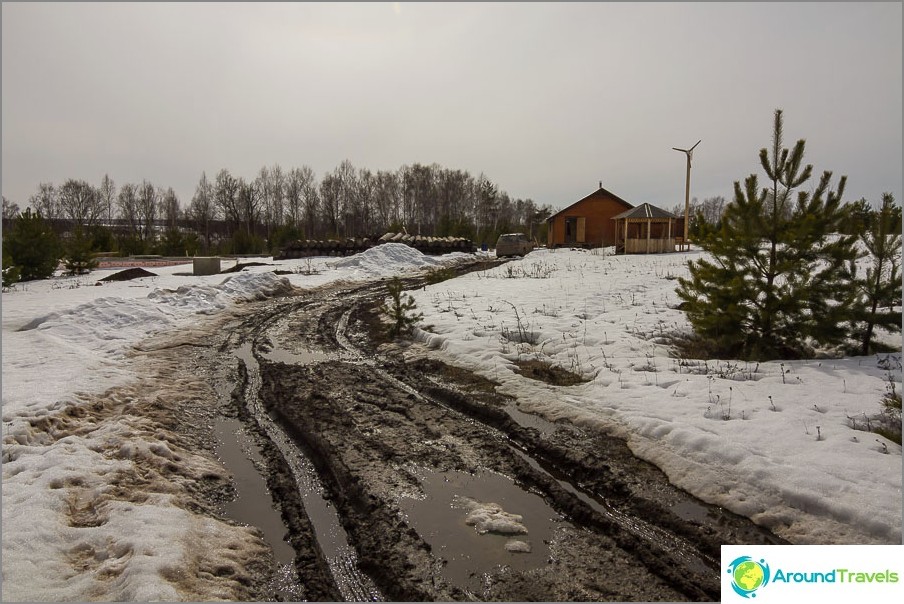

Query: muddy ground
156;262;785;601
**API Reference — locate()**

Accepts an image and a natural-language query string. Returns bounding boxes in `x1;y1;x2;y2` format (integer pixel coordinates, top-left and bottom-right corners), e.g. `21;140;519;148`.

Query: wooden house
611;203;680;254
546;185;634;248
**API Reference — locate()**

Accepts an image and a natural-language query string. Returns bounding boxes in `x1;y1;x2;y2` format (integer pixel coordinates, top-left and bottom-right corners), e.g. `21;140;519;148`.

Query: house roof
611;203;678;220
546;186;634;221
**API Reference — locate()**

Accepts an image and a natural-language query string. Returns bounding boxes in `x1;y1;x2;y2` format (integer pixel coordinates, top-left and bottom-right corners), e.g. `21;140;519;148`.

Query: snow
2;243;901;598
408;247;902;546
1;244;470;601
455;495;529;535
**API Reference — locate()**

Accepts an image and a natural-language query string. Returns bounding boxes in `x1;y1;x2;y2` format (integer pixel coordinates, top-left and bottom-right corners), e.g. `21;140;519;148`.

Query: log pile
276;233;476;259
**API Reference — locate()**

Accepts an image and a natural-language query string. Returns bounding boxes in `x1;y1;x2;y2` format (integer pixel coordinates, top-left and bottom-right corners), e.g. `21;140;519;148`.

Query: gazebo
612;203;679;254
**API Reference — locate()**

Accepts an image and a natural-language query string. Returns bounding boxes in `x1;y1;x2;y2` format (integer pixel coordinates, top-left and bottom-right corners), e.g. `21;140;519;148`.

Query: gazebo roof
611;203;678;220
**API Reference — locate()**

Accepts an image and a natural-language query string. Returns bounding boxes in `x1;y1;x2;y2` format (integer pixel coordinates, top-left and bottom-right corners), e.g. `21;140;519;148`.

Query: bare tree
58;178;103;229
269;163;285;233
99;174;116;224
356;167;375;235
2;196;20;219
284;167;303;230
299;167;320;238
117;183;140;238
159;187;180;231
374;170;401;231
334;160;358;237
701;195;726;226
320;173;342;238
189;171;215;249
215;169;240;232
137;180;158;241
29;183;59;220
237;178;261;237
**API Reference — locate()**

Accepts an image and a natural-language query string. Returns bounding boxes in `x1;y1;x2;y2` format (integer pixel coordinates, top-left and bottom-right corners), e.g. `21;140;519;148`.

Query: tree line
2;161;555;259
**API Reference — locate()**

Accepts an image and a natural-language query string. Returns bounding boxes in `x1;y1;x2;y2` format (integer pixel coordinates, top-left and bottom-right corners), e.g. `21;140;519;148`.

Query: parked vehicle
495;233;535;258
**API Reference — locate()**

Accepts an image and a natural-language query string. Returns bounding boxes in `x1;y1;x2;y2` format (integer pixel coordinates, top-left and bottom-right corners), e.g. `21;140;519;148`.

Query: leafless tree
334;160;358;238
374;170;401;230
117;183;140;237
29;182;59;220
189;171;215;248
268;163;285;233
137;180;158;241
159;187;180;231
701;195;726;225
58;178;103;229
237;178;261;237
2;196;20;219
99;174;116;224
284;167;303;230
355;167;375;235
299;167;320;238
215;169;240;232
320;173;342;238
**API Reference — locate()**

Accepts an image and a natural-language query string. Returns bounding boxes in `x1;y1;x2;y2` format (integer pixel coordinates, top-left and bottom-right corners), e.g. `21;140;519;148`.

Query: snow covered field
409;247;902;546
2;244;901;599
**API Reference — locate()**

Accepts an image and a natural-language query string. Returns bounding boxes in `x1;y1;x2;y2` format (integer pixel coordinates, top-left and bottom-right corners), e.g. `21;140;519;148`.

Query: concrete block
193;257;221;276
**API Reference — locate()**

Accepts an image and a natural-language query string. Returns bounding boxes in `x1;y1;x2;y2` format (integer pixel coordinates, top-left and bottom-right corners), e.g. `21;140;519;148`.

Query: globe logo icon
727;556;771;598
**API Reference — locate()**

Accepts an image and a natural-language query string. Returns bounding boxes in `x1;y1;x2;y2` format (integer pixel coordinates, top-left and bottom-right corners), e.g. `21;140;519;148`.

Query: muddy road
185;264;784;601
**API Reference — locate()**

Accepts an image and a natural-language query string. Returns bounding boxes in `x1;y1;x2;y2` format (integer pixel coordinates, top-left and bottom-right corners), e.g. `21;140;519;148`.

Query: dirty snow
455;495;529;535
2;243;901;599
0;244;470;601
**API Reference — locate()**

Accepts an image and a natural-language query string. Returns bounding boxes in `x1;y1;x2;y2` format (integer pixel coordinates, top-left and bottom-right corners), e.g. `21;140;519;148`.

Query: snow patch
455;495;528;535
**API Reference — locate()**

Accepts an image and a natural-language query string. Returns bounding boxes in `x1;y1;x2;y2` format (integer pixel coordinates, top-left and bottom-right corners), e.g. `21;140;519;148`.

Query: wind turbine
672;139;701;246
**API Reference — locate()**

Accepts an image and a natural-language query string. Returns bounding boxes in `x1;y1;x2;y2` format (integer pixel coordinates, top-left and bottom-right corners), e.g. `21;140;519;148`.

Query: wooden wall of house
548;192;632;247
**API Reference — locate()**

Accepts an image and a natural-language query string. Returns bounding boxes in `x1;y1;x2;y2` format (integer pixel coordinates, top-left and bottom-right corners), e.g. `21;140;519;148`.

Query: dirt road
178;263;783;601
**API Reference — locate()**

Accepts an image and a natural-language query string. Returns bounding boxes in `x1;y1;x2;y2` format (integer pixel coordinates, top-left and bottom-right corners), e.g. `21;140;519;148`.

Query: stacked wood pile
376;233;476;255
276;233;475;259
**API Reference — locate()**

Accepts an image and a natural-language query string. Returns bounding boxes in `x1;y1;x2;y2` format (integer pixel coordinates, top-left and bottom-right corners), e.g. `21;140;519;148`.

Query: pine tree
2;208;61;281
850;193;902;355
676;109;859;360
2;250;21;288
380;277;423;337
62;226;99;275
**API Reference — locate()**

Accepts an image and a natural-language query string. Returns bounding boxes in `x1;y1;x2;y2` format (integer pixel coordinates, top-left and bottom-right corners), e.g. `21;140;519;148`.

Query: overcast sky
2;2;901;213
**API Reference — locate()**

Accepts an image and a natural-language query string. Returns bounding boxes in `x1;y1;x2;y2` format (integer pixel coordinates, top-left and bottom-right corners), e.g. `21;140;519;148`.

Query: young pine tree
849;193;902;355
381;277;423;337
676;109;859;360
63;226;99;275
3;208;61;281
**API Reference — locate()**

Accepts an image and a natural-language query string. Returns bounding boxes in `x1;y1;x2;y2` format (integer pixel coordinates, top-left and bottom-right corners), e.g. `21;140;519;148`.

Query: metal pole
672;140;701;245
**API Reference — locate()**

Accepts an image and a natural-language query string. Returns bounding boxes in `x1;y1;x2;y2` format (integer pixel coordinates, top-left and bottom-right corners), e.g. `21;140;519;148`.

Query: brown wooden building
611;203;680;254
546;185;634;248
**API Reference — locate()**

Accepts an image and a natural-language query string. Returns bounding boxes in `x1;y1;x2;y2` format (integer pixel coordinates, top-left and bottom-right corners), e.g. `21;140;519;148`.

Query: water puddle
399;467;563;592
235;342;383;601
504;402;558;436
213;416;304;601
261;346;334;365
670;500;713;524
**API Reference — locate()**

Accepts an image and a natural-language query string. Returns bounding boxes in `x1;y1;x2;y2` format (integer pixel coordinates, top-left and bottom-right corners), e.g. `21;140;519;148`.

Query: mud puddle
399;466;562;592
213;417;304;601
234;343;383;601
504;401;558;435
